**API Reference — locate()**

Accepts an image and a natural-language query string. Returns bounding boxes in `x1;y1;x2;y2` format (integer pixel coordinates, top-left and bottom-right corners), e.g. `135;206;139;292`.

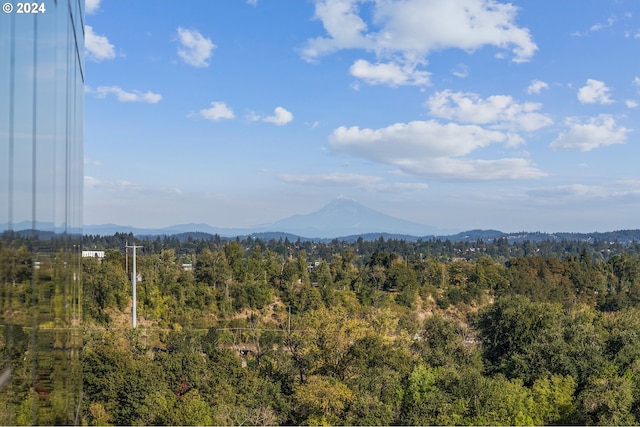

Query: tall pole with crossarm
125;244;143;328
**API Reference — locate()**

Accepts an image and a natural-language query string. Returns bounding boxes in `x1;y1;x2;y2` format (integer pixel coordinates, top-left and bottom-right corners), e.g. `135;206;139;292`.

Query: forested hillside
3;233;640;425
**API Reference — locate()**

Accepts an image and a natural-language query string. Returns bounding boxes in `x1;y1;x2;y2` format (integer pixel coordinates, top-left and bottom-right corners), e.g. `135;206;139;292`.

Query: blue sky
83;0;640;233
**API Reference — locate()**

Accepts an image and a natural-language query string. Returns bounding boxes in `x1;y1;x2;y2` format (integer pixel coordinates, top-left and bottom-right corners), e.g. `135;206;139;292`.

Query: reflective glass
0;1;84;423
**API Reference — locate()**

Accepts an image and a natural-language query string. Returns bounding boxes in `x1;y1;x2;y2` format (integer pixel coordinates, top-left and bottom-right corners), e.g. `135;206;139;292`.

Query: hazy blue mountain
157;223;248;236
253;196;442;238
1;220;81;235
81;197;444;238
83;223;247;237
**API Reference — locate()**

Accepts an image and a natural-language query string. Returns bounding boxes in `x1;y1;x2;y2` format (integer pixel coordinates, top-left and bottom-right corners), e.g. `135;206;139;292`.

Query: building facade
0;1;84;423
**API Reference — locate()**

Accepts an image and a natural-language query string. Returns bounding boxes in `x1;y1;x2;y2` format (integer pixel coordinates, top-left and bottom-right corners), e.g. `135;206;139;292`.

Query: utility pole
125;243;143;328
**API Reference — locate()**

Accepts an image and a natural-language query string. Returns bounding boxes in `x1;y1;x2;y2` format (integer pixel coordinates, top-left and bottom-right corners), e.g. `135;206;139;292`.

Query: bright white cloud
626;100;638;109
85;25;115;62
550;115;629;151
349;59;430;86
301;0;373;60
95;86;162;103
302;0;537;64
330;120;503;159
527;79;549;94
427;90;553;131
263;107;294;126
177;27;216;68
199;102;235;121
85;0;101;14
329;120;545;180
577;79;613;104
374;0;537;61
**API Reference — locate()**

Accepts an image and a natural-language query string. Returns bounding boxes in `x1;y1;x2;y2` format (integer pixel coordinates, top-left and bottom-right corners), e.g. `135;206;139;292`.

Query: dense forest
3;232;640;425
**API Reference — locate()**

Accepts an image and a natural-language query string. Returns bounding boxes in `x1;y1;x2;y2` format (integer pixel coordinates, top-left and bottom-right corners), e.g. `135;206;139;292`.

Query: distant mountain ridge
70;197;640;243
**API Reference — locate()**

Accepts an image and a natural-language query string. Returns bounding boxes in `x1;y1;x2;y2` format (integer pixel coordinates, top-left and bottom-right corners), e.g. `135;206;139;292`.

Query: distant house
307;261;321;272
82;250;105;260
182;263;193;271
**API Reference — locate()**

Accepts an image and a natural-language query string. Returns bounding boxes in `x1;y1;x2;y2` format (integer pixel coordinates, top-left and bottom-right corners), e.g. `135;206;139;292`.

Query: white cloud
329;120;545;180
84;176;141;193
301;0;373;60
518;182;640;216
302;0;537;64
85;25;115;62
85;176;182;196
349;59;430;86
611;190;640;202
527;184;608;199
85;0;101;14
451;64;469;78
375;182;429;192
278;172;429;192
262;107;294;126
330;120;503;159
527;79;549;94
376;0;537;61
426;90;553;131
617;179;640;187
550;115;629;151
590;16;617;32
573;16;619;37
626;100;638;109
95;86;162;103
247;111;261;122
176;27;216;68
84;157;102;166
84;176;102;188
199;102;235;121
634;77;640;88
279;172;382;187
527;183;640;204
246;0;258;5
401;157;546;180
577;79;613;104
